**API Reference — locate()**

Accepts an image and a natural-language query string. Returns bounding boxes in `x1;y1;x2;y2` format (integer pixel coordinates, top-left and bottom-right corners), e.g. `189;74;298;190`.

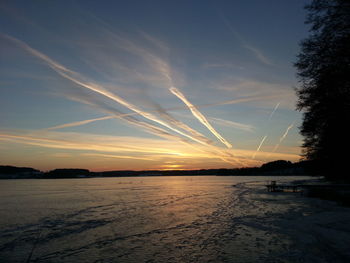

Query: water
0;176;311;262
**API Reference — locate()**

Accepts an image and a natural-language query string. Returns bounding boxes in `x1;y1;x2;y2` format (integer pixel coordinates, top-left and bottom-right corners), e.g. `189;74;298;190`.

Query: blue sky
0;0;309;171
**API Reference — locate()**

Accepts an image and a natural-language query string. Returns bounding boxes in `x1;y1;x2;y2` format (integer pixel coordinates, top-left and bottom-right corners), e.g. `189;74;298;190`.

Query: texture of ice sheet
1;176;349;262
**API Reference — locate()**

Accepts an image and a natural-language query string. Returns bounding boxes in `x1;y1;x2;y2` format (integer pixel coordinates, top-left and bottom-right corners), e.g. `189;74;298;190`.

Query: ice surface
1;176;349;262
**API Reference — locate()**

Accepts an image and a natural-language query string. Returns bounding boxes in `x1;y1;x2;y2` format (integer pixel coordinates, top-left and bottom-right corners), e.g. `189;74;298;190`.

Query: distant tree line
0;165;41;178
0;160;315;179
45;168;90;178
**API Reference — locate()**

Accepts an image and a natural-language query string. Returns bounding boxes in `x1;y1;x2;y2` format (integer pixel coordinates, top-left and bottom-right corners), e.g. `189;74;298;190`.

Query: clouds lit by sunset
0;1;308;171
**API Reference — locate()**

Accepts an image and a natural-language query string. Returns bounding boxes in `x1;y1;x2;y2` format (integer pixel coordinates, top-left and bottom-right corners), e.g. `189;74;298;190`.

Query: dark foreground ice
1;176;350;262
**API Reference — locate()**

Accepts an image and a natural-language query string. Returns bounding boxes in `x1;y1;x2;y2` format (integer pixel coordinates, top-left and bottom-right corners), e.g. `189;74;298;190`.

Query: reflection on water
0;176;310;262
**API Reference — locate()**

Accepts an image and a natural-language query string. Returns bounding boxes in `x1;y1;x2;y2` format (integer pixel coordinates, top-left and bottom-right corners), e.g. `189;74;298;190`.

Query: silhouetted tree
295;0;350;180
261;160;292;171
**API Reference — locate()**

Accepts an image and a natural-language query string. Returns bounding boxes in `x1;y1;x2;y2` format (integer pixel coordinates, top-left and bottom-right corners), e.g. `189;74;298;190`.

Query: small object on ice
265;181;300;192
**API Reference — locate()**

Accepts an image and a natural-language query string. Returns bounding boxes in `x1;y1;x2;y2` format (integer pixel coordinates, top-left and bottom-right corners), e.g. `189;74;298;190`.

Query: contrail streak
1;34;252;167
81;153;154;161
68;95;211;147
1;34;213;146
47;116;114;130
280;122;295;142
268;102;280;121
46;94;270;131
0;132;190;155
208;117;254;132
47;109;210;145
201;94;284;108
0;130;244;166
169;87;232;148
252;135;267;159
151;103;213;145
271;122;295;153
68;94;215;146
252;102;280;159
46;96;239;166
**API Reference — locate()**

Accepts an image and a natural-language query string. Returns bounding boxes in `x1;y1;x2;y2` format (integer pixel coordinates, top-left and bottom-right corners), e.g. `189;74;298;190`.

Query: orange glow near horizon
0;129;301;171
0;3;305;174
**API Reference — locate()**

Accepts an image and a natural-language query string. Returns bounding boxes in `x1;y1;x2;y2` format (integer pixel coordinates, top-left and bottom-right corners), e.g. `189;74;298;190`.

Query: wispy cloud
203;93;285;108
0;125;302;170
47;116;113;130
243;45;274;66
202;62;244;70
45;93;270;132
150;102;213;145
208;117;255;132
0;130;190;156
219;13;273;66
0;129;266;168
170;87;232;148
217;79;292;97
1;33;215;147
0;5;302;170
81;153;154;161
46;96;241;166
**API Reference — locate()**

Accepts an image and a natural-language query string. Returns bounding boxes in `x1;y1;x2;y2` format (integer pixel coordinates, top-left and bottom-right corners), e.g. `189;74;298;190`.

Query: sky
0;0;310;171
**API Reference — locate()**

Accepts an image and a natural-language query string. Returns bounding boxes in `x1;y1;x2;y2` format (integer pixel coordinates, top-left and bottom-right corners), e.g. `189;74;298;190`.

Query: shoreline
0;160;315;179
0;174;316;180
230;179;350;262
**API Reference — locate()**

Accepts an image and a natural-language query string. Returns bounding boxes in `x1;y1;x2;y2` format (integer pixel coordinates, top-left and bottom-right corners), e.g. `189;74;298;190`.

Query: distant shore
0;160;315;179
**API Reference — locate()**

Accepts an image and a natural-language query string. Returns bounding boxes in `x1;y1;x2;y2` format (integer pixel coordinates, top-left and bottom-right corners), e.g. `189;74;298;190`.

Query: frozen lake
0;175;337;263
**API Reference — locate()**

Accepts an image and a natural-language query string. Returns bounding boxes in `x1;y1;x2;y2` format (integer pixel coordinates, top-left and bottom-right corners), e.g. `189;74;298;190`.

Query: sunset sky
0;0;309;171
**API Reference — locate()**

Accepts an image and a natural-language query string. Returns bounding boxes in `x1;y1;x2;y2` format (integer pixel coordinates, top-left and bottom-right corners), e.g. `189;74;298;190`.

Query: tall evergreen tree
295;0;350;180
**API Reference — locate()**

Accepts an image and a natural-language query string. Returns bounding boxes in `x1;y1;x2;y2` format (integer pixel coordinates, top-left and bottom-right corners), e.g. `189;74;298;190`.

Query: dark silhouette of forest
295;0;350;181
0;160;315;179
